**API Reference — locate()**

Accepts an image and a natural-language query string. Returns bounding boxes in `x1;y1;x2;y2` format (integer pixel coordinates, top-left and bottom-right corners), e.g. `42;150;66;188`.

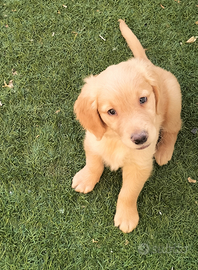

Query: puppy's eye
108;109;116;115
139;97;147;104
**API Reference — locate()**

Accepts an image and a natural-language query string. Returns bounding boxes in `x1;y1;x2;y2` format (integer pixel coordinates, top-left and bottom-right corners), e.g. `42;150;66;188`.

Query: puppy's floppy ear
145;68;162;115
74;75;106;140
152;84;162;115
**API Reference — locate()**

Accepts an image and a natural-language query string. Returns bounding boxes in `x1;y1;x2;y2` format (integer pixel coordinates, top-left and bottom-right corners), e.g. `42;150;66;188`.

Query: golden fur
72;20;182;233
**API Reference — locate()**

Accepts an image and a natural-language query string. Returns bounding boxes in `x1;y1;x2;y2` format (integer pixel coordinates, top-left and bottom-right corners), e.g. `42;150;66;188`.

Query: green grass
0;0;198;269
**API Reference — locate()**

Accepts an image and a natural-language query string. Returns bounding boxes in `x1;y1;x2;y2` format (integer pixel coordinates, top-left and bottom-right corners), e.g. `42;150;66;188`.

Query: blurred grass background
0;0;198;269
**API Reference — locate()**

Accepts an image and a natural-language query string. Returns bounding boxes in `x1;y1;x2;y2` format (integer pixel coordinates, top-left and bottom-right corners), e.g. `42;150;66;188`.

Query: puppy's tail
119;19;148;61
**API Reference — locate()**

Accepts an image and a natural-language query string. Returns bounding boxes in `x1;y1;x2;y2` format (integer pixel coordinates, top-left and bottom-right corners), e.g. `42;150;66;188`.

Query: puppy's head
74;59;161;149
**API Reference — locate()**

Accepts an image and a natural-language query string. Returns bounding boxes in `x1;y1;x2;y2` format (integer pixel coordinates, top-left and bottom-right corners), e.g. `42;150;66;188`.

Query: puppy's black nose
131;131;148;145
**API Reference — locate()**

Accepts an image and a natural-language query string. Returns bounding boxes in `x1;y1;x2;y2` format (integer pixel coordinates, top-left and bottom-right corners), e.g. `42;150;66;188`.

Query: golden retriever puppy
72;19;182;233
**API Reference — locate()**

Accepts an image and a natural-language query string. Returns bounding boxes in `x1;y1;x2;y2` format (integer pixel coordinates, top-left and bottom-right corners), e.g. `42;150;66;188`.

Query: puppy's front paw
72;167;99;194
114;205;139;233
155;144;174;166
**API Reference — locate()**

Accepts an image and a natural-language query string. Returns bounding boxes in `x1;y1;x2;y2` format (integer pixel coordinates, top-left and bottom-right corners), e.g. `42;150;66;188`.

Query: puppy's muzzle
131;131;148;145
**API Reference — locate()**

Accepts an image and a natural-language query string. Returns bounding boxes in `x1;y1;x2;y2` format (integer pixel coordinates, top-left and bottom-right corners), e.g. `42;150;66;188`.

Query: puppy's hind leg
155;72;182;166
72;140;104;194
155;129;181;166
155;101;182;166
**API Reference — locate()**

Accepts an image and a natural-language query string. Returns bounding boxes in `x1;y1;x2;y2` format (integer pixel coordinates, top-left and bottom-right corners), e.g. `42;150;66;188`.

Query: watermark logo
138;243;188;255
138;243;150;255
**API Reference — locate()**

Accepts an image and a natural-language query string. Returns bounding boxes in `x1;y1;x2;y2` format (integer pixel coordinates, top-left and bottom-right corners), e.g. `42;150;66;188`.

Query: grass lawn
0;0;198;269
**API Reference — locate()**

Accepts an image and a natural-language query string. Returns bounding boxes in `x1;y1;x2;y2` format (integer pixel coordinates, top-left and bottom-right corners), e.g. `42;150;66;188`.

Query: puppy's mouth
137;144;150;150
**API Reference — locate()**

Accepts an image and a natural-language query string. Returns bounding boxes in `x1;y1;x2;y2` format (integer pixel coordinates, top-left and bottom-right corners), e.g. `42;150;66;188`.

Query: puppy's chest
96;137;131;171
